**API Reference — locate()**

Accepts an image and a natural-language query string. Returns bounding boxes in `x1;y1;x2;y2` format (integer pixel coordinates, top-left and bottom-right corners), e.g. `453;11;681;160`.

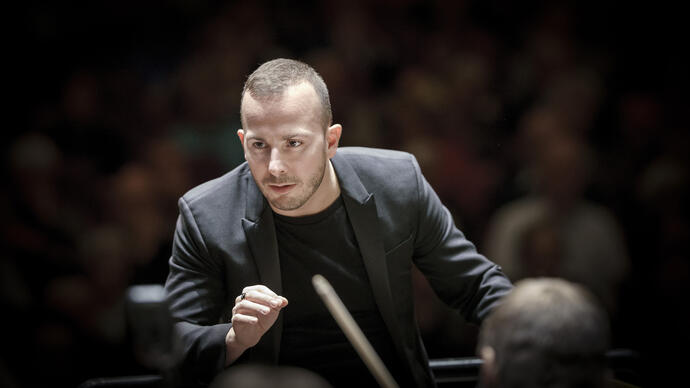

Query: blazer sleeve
164;197;231;386
410;157;512;324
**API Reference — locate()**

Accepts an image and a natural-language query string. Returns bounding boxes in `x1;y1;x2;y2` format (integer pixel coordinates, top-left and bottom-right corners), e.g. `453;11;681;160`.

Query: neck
315;160;341;210
324;160;341;199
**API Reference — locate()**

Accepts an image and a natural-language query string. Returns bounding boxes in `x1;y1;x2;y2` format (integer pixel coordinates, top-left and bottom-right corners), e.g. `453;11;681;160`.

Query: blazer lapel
241;175;282;364
332;154;404;349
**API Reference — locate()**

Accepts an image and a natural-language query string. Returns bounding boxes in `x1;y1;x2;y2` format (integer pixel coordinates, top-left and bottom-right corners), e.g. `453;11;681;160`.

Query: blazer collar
244;172;266;223
332;152;405;359
242;174;282;363
331;151;370;204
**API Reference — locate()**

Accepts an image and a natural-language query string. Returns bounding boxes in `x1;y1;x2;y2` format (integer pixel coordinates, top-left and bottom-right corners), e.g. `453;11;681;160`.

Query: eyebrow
246;131;311;142
281;132;309;140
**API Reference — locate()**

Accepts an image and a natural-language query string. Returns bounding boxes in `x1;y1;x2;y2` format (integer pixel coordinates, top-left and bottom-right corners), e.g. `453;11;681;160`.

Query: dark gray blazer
164;147;512;387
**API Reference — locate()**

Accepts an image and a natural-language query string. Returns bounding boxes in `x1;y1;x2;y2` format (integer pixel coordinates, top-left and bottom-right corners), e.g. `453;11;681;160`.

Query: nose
268;148;287;177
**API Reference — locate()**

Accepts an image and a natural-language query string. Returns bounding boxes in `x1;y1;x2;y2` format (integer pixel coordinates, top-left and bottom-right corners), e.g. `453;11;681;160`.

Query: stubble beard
264;156;327;212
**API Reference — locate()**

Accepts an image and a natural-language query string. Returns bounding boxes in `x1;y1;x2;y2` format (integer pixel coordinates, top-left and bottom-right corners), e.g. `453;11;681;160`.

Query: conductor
164;58;512;387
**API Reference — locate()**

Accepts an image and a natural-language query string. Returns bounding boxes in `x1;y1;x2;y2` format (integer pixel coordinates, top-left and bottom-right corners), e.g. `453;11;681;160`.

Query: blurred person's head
525;2;577;85
77;224;130;292
619;93;664;151
397;66;450;115
446;52;493;106
532;133;592;208
175;51;247;125
143;137;192;202
107;163;159;224
541;68;603;134
477;278;610;388
304;49;349;105
516;106;573;165
209;364;332;388
62;71;102;124
7;133;63;222
518;215;563;278
105;163;166;264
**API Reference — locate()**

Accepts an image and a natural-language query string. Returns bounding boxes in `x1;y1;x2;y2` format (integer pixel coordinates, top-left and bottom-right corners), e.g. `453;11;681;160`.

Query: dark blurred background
3;1;688;387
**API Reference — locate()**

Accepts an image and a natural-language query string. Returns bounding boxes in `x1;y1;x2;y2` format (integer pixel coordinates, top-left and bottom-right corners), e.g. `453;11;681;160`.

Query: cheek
246;158;267;178
293;151;319;169
302;152;326;177
246;150;269;164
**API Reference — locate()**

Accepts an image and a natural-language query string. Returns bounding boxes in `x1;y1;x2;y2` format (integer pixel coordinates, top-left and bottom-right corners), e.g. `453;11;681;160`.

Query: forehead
241;82;322;129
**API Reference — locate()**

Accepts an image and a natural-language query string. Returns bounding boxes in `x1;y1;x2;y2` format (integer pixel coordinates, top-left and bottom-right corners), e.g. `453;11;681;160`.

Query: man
164;58;512;387
477;278;610;388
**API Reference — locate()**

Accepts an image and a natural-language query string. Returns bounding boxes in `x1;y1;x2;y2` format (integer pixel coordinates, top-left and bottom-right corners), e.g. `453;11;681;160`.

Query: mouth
268;183;296;194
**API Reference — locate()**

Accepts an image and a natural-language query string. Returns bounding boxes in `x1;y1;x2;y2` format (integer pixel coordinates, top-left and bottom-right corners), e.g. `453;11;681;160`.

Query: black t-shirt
275;196;413;387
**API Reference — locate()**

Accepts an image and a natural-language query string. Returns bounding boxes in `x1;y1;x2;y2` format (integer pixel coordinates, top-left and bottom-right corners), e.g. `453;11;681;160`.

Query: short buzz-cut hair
241;58;332;129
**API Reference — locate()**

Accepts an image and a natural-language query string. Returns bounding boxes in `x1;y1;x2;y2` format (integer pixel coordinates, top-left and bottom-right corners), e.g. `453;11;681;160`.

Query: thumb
278;296;289;308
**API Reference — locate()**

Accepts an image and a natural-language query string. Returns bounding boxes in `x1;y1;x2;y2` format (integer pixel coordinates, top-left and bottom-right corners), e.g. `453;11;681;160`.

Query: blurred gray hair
478;277;610;388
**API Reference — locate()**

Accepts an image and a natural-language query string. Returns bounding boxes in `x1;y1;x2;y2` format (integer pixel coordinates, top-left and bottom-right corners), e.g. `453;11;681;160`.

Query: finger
236;290;276;306
238;290;286;308
278;296;289;307
231;313;258;325
233;300;273;316
242;285;279;298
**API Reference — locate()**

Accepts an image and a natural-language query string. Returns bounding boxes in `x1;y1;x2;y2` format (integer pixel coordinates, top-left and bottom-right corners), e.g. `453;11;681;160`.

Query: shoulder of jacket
337;147;419;176
337;146;416;162
335;147;422;200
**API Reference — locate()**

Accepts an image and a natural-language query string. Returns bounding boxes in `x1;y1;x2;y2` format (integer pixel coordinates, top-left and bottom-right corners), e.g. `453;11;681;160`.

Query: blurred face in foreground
238;82;341;217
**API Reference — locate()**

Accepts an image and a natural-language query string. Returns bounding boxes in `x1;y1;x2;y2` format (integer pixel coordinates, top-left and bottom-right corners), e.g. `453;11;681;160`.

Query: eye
251;141;266;149
287;140;303;148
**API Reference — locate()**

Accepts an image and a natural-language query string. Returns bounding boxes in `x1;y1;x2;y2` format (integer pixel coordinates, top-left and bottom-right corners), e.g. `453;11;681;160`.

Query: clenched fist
225;285;288;365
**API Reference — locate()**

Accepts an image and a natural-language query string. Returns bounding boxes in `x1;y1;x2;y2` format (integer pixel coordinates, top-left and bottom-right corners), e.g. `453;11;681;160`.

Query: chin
270;197;304;212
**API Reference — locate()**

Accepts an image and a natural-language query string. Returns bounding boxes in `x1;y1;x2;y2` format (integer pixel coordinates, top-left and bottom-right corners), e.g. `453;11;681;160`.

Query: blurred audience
484;128;629;314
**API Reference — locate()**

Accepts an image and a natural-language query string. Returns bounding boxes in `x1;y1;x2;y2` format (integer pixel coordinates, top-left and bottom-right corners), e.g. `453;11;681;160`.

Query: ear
479;346;497;387
326;124;342;158
237;129;245;144
237;129;247;160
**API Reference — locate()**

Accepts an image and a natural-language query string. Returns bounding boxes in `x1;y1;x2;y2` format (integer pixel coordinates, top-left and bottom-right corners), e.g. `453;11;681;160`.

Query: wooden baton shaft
312;274;399;388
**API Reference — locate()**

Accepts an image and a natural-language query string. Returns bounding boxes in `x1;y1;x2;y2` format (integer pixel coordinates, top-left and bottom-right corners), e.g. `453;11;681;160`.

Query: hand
225;285;288;365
